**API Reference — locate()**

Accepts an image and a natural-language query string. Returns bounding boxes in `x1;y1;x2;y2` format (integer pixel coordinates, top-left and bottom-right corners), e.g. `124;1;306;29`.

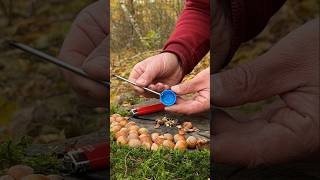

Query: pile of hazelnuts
110;114;208;151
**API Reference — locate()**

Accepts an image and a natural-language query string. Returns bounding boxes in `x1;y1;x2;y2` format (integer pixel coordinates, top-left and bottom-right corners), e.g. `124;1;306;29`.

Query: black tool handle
9;41;109;87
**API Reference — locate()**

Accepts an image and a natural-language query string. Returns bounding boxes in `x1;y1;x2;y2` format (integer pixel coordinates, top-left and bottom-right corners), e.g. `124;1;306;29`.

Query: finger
213;107;318;167
128;67;146;94
165;96;209;115
212;23;317;107
171;77;201;95
148;82;169;93
82;37;109;81
172;68;209;95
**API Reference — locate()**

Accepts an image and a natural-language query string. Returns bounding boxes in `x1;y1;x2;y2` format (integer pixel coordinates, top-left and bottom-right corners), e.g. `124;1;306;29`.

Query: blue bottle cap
160;89;176;106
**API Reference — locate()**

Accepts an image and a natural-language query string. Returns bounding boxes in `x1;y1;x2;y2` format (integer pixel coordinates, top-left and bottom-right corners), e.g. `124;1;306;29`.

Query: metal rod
9;41;109;87
113;75;160;96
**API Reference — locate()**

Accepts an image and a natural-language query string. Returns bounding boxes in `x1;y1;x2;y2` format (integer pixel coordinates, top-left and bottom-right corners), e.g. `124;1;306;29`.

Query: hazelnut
151;133;160;142
174;134;185;143
119;119;128;127
174;140;187;151
127;133;139;140
111;125;122;133
111;114;121;118
115;130;128;140
110;116;116;123
117;136;128;145
128;139;141;148
128;125;139;132
163;133;174;141
138;128;148;135
139;134;151;142
151;143;159;151
162;140;175;149
186;136;197;149
183;121;192;129
178;129;185;135
115;116;124;122
7;165;33;180
128;130;139;136
142;141;152;150
154;135;164;145
125;121;136;127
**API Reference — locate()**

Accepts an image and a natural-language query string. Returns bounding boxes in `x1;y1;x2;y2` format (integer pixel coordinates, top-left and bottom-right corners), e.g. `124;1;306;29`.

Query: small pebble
7;165;34;180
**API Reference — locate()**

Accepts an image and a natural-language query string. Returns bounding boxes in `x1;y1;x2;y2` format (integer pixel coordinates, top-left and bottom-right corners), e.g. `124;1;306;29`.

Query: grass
0;137;62;175
110;137;210;180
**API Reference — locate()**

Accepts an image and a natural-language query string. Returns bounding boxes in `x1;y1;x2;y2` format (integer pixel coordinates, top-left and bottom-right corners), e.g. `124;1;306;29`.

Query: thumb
171;80;197;95
172;68;210;95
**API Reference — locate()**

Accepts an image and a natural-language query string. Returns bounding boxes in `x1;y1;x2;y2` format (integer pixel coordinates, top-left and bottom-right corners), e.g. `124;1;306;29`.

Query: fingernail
136;78;146;85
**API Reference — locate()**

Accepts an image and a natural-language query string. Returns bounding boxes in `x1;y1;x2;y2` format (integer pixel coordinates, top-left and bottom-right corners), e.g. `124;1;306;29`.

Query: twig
124;150;131;177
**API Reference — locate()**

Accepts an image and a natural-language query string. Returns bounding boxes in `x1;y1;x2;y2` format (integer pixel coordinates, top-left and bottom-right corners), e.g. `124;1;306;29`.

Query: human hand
128;52;184;97
59;0;108;107
212;19;319;167
165;68;210;115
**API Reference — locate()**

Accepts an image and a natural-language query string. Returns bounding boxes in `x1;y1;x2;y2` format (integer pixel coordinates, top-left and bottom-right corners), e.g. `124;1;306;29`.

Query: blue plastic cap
160;89;176;106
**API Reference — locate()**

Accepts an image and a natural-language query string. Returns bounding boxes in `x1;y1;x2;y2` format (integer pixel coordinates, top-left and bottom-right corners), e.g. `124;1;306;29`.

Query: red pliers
130;103;165;116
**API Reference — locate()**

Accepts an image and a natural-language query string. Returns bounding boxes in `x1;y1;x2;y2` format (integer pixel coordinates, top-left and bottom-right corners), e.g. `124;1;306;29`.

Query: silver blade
113;75;160;96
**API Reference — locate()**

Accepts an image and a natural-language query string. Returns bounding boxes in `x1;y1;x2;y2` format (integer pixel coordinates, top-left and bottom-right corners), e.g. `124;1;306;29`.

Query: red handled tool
62;143;109;174
130;103;165;116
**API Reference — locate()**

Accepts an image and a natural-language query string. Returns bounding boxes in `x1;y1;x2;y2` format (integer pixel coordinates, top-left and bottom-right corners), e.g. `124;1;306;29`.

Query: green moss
110;136;210;180
0;137;62;175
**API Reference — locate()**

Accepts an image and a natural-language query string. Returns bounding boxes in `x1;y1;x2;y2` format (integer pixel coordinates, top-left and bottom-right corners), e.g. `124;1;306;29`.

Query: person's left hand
212;19;319;167
165;68;210;115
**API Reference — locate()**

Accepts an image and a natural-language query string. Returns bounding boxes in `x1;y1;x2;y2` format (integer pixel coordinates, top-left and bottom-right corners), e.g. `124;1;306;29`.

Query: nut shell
128;139;141;148
174;140;187;151
183;121;192;129
111;125;122;133
174;134;185;143
127;133;139;140
7;165;34;180
142;141;152;150
128;125;139;132
151;133;160;142
138;128;148;135
117;136;128;145
119;119;128;127
163;140;175;149
115;130;128;140
163;133;174;141
154;135;165;145
151;143;159;151
186;136;197;149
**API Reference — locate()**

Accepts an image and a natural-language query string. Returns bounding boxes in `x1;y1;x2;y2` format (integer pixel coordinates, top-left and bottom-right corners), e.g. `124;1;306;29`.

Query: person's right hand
128;52;184;97
59;0;108;107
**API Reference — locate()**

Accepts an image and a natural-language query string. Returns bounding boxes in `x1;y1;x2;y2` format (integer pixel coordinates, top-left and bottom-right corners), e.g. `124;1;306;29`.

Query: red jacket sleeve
227;0;287;61
162;0;210;75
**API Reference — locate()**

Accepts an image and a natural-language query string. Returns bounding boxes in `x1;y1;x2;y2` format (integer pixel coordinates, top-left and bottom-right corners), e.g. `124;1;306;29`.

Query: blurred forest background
110;0;210;110
110;0;319;115
0;0;105;144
